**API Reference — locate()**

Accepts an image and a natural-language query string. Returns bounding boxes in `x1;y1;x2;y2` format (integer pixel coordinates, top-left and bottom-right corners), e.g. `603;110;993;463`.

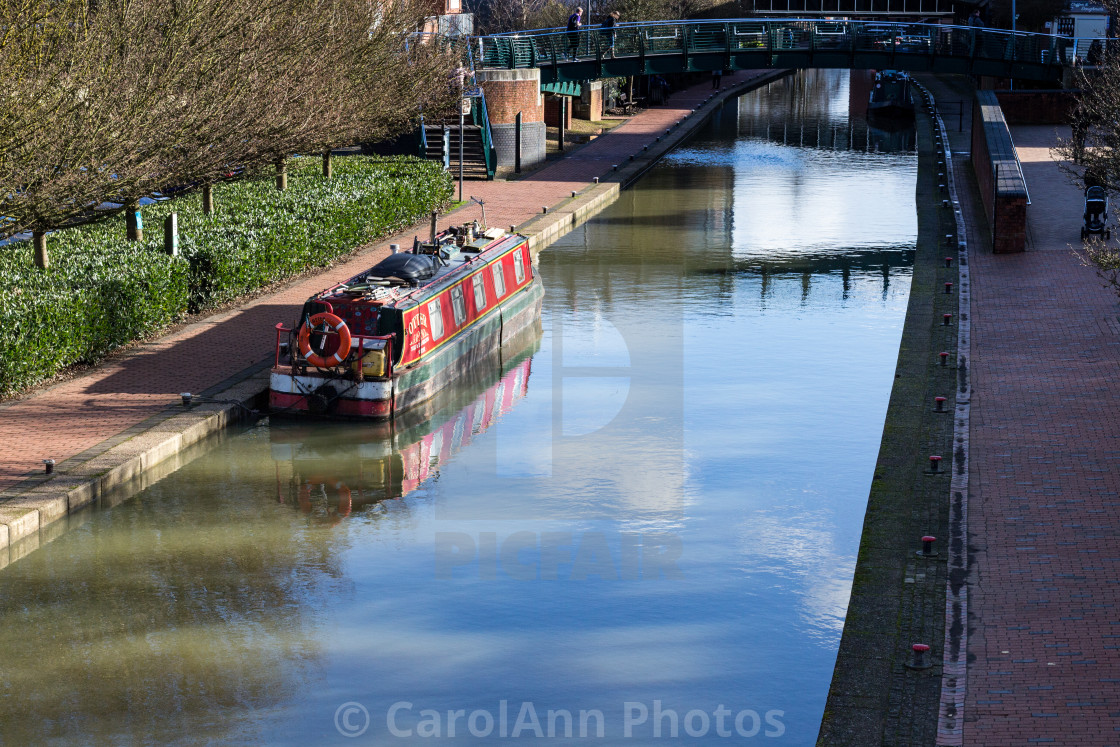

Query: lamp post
1011;0;1017;90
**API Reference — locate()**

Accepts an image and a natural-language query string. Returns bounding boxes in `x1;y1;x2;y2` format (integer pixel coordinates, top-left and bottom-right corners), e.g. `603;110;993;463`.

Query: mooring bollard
943;313;952;326
917;535;938;557
945;257;953;268
929;455;942;473
944;282;953;294
43;459;55;475
939;352;950;366
542;206;548;214
935;396;947;412
908;643;932;669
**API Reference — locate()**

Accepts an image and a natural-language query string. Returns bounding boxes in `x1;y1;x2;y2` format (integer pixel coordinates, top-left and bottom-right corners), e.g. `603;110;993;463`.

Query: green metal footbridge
476;19;1085;83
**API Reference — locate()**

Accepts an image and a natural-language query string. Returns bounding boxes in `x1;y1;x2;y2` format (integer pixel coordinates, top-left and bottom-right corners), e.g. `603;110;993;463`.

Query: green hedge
0;156;453;397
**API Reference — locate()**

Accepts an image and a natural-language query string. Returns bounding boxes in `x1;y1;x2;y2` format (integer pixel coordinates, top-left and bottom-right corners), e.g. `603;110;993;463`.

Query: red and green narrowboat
270;220;543;419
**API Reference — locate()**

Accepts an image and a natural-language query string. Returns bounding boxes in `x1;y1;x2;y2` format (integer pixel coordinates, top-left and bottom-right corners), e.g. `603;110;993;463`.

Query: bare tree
0;0;459;265
1053;0;1120;302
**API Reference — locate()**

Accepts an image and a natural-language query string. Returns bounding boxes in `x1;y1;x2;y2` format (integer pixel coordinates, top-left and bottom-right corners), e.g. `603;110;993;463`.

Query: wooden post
126;201;143;242
32;231;47;269
202;184;214;215
559;97;567;152
164;213;179;256
275;157;287;191
323;150;332;179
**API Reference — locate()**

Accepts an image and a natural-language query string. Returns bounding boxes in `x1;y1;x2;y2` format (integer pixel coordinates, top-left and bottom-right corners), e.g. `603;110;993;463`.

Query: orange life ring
298;312;352;368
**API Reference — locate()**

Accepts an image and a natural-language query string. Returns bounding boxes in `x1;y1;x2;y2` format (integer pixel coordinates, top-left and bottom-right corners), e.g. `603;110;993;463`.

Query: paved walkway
0;70;772;493
962;123;1120;745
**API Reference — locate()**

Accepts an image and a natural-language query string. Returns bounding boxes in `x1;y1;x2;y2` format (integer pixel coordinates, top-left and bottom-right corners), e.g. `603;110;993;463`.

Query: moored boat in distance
270;219;543;419
867;70;914;119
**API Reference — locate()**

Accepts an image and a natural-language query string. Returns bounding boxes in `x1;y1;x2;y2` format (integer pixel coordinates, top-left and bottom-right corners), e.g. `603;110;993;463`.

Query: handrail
472;19;1080;79
474;95;496;180
463;39;497;180
276;321;395;378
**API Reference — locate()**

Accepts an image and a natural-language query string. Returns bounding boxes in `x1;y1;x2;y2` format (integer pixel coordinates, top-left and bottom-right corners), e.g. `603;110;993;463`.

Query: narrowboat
269;220;543;419
867;70;914;119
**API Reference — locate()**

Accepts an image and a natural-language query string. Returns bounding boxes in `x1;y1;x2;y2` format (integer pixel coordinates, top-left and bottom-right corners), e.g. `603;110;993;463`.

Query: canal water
0;69;915;745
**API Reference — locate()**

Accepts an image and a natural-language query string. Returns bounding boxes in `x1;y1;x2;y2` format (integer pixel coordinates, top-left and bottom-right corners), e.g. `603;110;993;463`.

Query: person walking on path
712;68;723;90
567;7;583;59
601;10;619;57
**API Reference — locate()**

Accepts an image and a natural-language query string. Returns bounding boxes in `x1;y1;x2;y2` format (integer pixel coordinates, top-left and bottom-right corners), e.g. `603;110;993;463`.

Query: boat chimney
430;211;438;244
389;244;400;254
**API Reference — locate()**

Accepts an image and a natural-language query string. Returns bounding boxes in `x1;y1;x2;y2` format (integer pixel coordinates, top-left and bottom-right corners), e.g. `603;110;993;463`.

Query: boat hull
270;276;544;420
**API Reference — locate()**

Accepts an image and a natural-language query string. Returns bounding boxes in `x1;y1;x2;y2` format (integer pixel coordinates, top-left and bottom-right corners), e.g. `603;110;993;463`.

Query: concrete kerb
0;69;790;561
0;368;269;554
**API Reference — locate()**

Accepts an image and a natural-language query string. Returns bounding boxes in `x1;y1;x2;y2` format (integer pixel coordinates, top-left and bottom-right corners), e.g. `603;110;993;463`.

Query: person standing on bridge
602;10;620;57
968;9;984;26
567;7;583;59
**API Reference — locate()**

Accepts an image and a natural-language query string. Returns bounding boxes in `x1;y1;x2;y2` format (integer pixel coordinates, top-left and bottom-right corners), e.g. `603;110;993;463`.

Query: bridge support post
477;68;545;175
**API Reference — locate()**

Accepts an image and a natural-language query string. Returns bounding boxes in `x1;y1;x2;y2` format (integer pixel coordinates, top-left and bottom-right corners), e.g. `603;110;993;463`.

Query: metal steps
423;123;489;179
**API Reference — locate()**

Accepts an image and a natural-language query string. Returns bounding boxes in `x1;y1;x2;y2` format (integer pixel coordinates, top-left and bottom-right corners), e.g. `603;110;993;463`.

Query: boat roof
310;226;526;311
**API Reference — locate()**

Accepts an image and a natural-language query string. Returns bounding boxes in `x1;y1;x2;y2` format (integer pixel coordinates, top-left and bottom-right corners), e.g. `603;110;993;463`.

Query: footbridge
477;19;1083;83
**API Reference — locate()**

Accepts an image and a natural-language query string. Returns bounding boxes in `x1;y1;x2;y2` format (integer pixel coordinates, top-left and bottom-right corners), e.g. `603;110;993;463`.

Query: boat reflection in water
269;321;541;521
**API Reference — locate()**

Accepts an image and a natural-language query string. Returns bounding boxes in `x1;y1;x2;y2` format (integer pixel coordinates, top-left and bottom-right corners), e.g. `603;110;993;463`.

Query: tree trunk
323;150;332;179
276;157;287;191
203;184;214;215
33;231;48;269
126;201;143;241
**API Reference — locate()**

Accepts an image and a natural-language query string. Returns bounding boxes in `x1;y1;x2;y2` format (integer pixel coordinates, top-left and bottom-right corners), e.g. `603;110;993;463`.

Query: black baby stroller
1082;185;1110;240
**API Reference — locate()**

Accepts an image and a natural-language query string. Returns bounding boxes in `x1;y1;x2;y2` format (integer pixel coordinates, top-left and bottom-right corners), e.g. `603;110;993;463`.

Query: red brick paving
0;70;772;493
964;125;1120;745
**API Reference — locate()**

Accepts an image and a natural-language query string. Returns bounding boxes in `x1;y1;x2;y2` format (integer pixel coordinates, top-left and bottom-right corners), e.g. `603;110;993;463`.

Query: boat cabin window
513;248;526;284
492;262;506;298
472;274;487;311
450;286;467;326
427;298;444;341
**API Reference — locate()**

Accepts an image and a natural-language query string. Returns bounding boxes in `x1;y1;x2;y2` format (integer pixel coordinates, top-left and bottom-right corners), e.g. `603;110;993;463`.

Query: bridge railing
476;20;1080;76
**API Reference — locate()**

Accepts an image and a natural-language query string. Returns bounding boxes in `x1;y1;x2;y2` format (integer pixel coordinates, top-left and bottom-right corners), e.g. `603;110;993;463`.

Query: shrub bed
0;156;453;397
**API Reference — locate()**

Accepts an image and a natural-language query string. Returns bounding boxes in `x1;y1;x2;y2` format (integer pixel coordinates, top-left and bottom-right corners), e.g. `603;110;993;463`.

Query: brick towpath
961;123;1120;745
0;70;777;493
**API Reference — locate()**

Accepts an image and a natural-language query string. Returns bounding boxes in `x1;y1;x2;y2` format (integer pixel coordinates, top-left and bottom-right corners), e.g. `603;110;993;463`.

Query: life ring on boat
298;312;352;368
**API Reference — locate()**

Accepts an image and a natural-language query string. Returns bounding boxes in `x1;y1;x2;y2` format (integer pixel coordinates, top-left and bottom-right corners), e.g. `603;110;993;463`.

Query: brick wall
574;81;603;121
490;121;547;174
478;71;543;125
971;90;1028;253
544;95;573;128
994;90;1078;124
